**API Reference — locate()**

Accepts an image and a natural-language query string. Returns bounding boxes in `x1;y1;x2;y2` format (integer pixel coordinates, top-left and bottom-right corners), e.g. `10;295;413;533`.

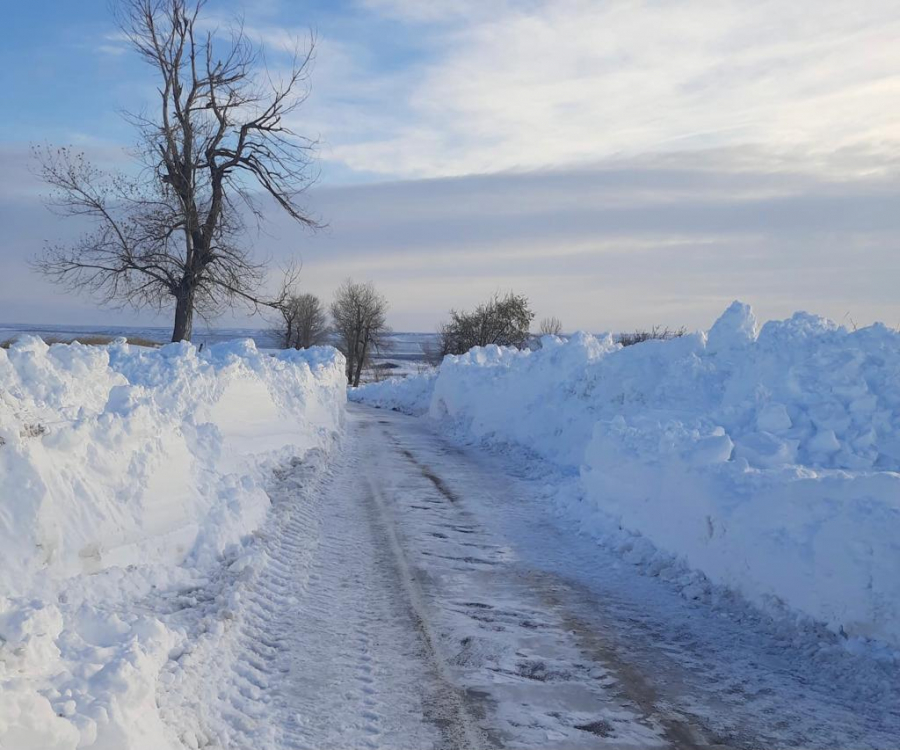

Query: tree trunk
353;337;369;387
284;315;294;349
172;288;195;342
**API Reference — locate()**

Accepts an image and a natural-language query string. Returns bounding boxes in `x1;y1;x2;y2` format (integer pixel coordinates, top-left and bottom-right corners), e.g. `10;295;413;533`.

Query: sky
1;0;899;333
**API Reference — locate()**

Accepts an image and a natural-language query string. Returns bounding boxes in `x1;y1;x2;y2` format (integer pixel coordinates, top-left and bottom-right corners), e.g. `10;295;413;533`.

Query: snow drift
0;337;345;748
356;303;900;649
349;370;437;416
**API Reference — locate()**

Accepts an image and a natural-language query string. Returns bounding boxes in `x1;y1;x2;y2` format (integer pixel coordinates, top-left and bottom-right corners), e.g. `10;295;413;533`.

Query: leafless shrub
538;316;563;336
20;424;49;439
363;361;399;384
617;325;686;347
331;280;391;387
439;291;534;356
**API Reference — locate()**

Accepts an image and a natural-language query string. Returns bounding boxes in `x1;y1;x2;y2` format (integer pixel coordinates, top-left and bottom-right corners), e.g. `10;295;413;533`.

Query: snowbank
349;371;437;416
0;337;345;748
0;337;345;594
358;304;900;649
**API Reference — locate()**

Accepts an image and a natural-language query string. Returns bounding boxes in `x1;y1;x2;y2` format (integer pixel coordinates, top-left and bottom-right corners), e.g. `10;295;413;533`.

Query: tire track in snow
157;435;479;749
367;416;682;748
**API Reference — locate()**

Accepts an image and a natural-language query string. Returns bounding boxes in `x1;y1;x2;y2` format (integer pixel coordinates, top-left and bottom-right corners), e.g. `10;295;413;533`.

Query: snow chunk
706;300;758;353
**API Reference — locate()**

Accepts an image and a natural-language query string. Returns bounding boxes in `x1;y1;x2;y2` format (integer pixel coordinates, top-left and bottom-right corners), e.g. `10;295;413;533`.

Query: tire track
157;434;475;749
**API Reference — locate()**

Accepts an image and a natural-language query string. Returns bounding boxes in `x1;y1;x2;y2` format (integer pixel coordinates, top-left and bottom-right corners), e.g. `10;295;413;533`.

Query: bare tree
278;291;329;349
33;0;320;342
439;291;534;356
330;280;390;387
538;316;563;336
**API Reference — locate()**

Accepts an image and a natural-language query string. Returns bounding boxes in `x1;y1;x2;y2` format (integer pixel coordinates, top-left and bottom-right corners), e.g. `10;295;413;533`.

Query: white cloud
315;0;900;179
96;44;127;56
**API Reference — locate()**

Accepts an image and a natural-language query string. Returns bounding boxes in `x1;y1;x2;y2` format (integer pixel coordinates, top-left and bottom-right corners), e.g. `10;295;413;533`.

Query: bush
439;292;534;356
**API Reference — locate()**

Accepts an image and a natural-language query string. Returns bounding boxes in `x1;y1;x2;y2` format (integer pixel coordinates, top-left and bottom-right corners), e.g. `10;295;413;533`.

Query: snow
0;337;345;749
363;407;900;748
349;370;438;415
353;302;900;651
4;324;897;748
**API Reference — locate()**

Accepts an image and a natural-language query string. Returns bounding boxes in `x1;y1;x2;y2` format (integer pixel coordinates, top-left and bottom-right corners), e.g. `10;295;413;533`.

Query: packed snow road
159;404;900;749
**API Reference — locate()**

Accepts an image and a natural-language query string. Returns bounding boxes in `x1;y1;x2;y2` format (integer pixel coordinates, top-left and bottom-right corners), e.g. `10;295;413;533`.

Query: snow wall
354;303;900;649
0;337;346;597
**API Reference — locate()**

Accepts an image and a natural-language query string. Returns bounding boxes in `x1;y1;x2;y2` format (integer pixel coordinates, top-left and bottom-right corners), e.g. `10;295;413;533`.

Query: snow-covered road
158;404;900;749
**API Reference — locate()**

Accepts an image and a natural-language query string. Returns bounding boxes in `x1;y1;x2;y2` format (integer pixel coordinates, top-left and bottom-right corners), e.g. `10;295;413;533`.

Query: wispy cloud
306;0;900;179
93;31;130;56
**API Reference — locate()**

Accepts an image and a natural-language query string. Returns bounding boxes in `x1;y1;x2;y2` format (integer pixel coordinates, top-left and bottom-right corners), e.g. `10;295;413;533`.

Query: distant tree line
429;289;686;358
280;278;687;383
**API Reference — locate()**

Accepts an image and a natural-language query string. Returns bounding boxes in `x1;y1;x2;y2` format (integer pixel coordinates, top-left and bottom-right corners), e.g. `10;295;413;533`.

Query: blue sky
0;0;432;181
1;0;899;332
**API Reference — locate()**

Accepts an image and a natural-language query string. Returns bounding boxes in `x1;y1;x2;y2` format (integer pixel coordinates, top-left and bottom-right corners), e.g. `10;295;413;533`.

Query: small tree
331;280;390;386
538;316;563;336
278;292;329;349
34;0;320;342
439;291;534;356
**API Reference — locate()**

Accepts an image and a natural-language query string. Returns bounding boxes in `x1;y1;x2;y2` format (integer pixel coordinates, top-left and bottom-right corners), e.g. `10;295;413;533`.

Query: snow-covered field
0;337;345;748
352;302;900;653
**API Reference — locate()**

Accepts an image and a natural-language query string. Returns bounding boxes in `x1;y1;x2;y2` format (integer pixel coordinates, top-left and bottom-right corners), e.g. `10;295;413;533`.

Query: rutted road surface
158;404;900;749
